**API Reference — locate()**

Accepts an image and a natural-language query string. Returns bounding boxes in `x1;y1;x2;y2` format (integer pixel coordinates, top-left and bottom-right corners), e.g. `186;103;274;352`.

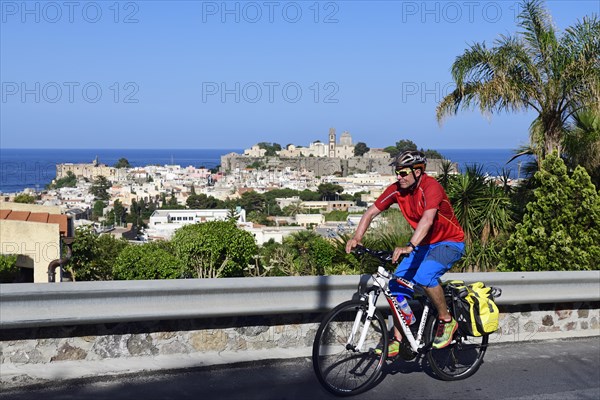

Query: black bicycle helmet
390;150;427;170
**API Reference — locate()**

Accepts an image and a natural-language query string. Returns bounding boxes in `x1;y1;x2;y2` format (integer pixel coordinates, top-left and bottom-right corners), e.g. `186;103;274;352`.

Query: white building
254;129;356;159
364;148;390;159
295;213;325;226
277;141;328;158
145;208;246;240
334;131;355;159
244;145;267;157
242;225;306;245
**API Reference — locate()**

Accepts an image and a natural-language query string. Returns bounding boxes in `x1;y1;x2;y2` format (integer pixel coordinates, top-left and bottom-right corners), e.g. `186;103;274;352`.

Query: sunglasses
395;168;413;177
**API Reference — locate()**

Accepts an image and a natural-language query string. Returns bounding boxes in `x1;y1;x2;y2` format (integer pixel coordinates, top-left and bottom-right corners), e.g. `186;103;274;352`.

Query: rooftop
0;209;68;235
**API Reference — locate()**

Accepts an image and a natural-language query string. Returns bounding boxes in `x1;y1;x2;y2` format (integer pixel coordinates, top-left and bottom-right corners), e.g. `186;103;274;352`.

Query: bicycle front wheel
425;316;488;381
312;300;388;396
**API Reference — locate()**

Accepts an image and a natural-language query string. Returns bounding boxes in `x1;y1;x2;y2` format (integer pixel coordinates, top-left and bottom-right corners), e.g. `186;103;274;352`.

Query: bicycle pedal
398;342;417;361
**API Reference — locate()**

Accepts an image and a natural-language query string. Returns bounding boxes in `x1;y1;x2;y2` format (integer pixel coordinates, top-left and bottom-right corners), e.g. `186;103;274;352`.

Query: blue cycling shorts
389;241;465;296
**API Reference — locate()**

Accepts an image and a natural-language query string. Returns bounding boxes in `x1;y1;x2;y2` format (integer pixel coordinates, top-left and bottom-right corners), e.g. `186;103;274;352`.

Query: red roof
1;210;68;235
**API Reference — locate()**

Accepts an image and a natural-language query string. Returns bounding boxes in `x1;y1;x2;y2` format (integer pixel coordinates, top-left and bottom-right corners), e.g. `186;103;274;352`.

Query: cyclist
345;150;465;355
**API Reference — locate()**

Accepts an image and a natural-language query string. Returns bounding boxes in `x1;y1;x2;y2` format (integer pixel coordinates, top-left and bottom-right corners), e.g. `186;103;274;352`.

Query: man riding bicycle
345;150;465;355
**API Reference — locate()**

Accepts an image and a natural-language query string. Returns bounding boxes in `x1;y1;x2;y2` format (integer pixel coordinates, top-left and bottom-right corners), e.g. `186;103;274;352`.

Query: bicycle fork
347;292;378;352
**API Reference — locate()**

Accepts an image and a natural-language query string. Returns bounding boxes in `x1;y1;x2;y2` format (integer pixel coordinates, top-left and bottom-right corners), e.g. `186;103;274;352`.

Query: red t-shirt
374;174;464;245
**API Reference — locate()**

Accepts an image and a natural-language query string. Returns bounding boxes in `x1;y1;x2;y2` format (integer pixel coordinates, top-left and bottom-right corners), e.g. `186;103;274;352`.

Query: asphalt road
2;337;599;400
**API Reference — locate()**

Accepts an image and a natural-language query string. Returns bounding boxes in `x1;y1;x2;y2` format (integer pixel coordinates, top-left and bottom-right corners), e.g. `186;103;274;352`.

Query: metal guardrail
1;271;599;329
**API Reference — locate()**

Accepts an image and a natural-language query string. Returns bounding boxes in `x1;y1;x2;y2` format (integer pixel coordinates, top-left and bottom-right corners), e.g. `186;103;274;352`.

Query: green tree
114;158;131;169
299;190;321;201
0;254;19;283
281;231;336;275
437;0;600;160
449;167;513;242
437;160;457;190
226;205;240;222
92;200;106;221
423;149;444;159
47;171;77;189
282;200;305;216
354;142;370;157
90;176;111;200
112;199;126;226
127;198;156;228
239;191;266;213
445;166;513;271
383;146;399;156
113;241;186;280
13;194;35;204
263;188;301;200
563;109;600;187
317;183;344;200
69;226;129;281
499;153;600;271
395;139;418;152
257;142;282;156
161;193;185;209
187;193;221;209
172;221;257;278
246;210;270;225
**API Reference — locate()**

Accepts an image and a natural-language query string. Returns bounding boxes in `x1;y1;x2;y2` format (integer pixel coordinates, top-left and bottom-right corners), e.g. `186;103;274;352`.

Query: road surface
2;337;599;400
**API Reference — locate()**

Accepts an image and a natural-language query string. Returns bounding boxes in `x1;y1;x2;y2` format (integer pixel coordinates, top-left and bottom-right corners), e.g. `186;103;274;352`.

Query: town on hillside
1;129;465;283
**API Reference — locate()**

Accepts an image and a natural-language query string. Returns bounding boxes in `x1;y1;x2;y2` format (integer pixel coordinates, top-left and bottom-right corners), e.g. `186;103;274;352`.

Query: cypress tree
500;153;600;271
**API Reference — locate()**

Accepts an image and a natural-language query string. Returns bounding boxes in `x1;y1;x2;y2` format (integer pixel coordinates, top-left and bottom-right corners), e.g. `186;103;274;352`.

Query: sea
0;148;533;194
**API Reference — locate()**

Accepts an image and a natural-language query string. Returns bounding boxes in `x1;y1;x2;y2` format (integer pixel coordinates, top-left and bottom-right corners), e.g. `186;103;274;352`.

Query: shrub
113;242;186;280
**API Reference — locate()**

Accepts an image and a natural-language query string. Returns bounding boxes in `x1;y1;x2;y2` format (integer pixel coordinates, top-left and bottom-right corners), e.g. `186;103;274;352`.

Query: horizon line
1;147;520;151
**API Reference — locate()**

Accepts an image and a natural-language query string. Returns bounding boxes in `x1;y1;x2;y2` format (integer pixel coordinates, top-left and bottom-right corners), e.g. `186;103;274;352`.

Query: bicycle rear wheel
425;316;488;381
312;300;388;396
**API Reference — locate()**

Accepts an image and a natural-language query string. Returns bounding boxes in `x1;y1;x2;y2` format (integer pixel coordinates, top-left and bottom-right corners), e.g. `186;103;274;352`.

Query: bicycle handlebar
352;244;410;264
352;245;393;263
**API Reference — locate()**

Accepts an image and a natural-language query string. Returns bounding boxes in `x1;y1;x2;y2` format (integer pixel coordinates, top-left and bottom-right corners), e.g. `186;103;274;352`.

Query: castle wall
220;155;451;177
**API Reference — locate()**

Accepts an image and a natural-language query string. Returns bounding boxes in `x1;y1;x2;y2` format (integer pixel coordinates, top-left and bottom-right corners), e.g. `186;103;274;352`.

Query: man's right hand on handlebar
345;237;361;254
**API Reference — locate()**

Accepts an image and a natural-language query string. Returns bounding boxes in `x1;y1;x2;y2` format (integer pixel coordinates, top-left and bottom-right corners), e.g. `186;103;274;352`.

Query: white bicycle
312;245;500;396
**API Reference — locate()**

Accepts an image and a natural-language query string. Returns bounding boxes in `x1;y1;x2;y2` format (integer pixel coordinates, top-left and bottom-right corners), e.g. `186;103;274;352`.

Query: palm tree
437;0;599;160
446;166;513;271
283;200;305;217
437;159;457;190
563;109;600;186
447;166;488;245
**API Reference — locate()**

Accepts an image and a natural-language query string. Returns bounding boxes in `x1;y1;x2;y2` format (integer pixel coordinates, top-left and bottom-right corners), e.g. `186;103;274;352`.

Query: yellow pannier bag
446;280;500;337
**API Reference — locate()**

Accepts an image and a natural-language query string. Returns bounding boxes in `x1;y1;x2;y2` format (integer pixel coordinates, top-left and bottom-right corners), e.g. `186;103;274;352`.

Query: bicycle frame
352;266;432;354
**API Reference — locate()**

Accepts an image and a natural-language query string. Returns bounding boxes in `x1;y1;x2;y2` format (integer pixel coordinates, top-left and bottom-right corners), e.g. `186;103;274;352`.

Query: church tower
328;128;336;158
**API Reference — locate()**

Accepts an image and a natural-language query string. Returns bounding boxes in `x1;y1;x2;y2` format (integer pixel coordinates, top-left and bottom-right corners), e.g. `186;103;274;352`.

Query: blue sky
1;0;598;150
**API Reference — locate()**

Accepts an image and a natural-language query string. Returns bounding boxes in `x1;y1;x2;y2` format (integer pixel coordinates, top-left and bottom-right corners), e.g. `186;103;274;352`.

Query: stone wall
220;155;451;176
1;302;598;387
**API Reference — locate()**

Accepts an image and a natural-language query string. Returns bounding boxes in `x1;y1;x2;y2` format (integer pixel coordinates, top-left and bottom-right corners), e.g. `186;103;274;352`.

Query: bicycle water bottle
397;295;416;325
